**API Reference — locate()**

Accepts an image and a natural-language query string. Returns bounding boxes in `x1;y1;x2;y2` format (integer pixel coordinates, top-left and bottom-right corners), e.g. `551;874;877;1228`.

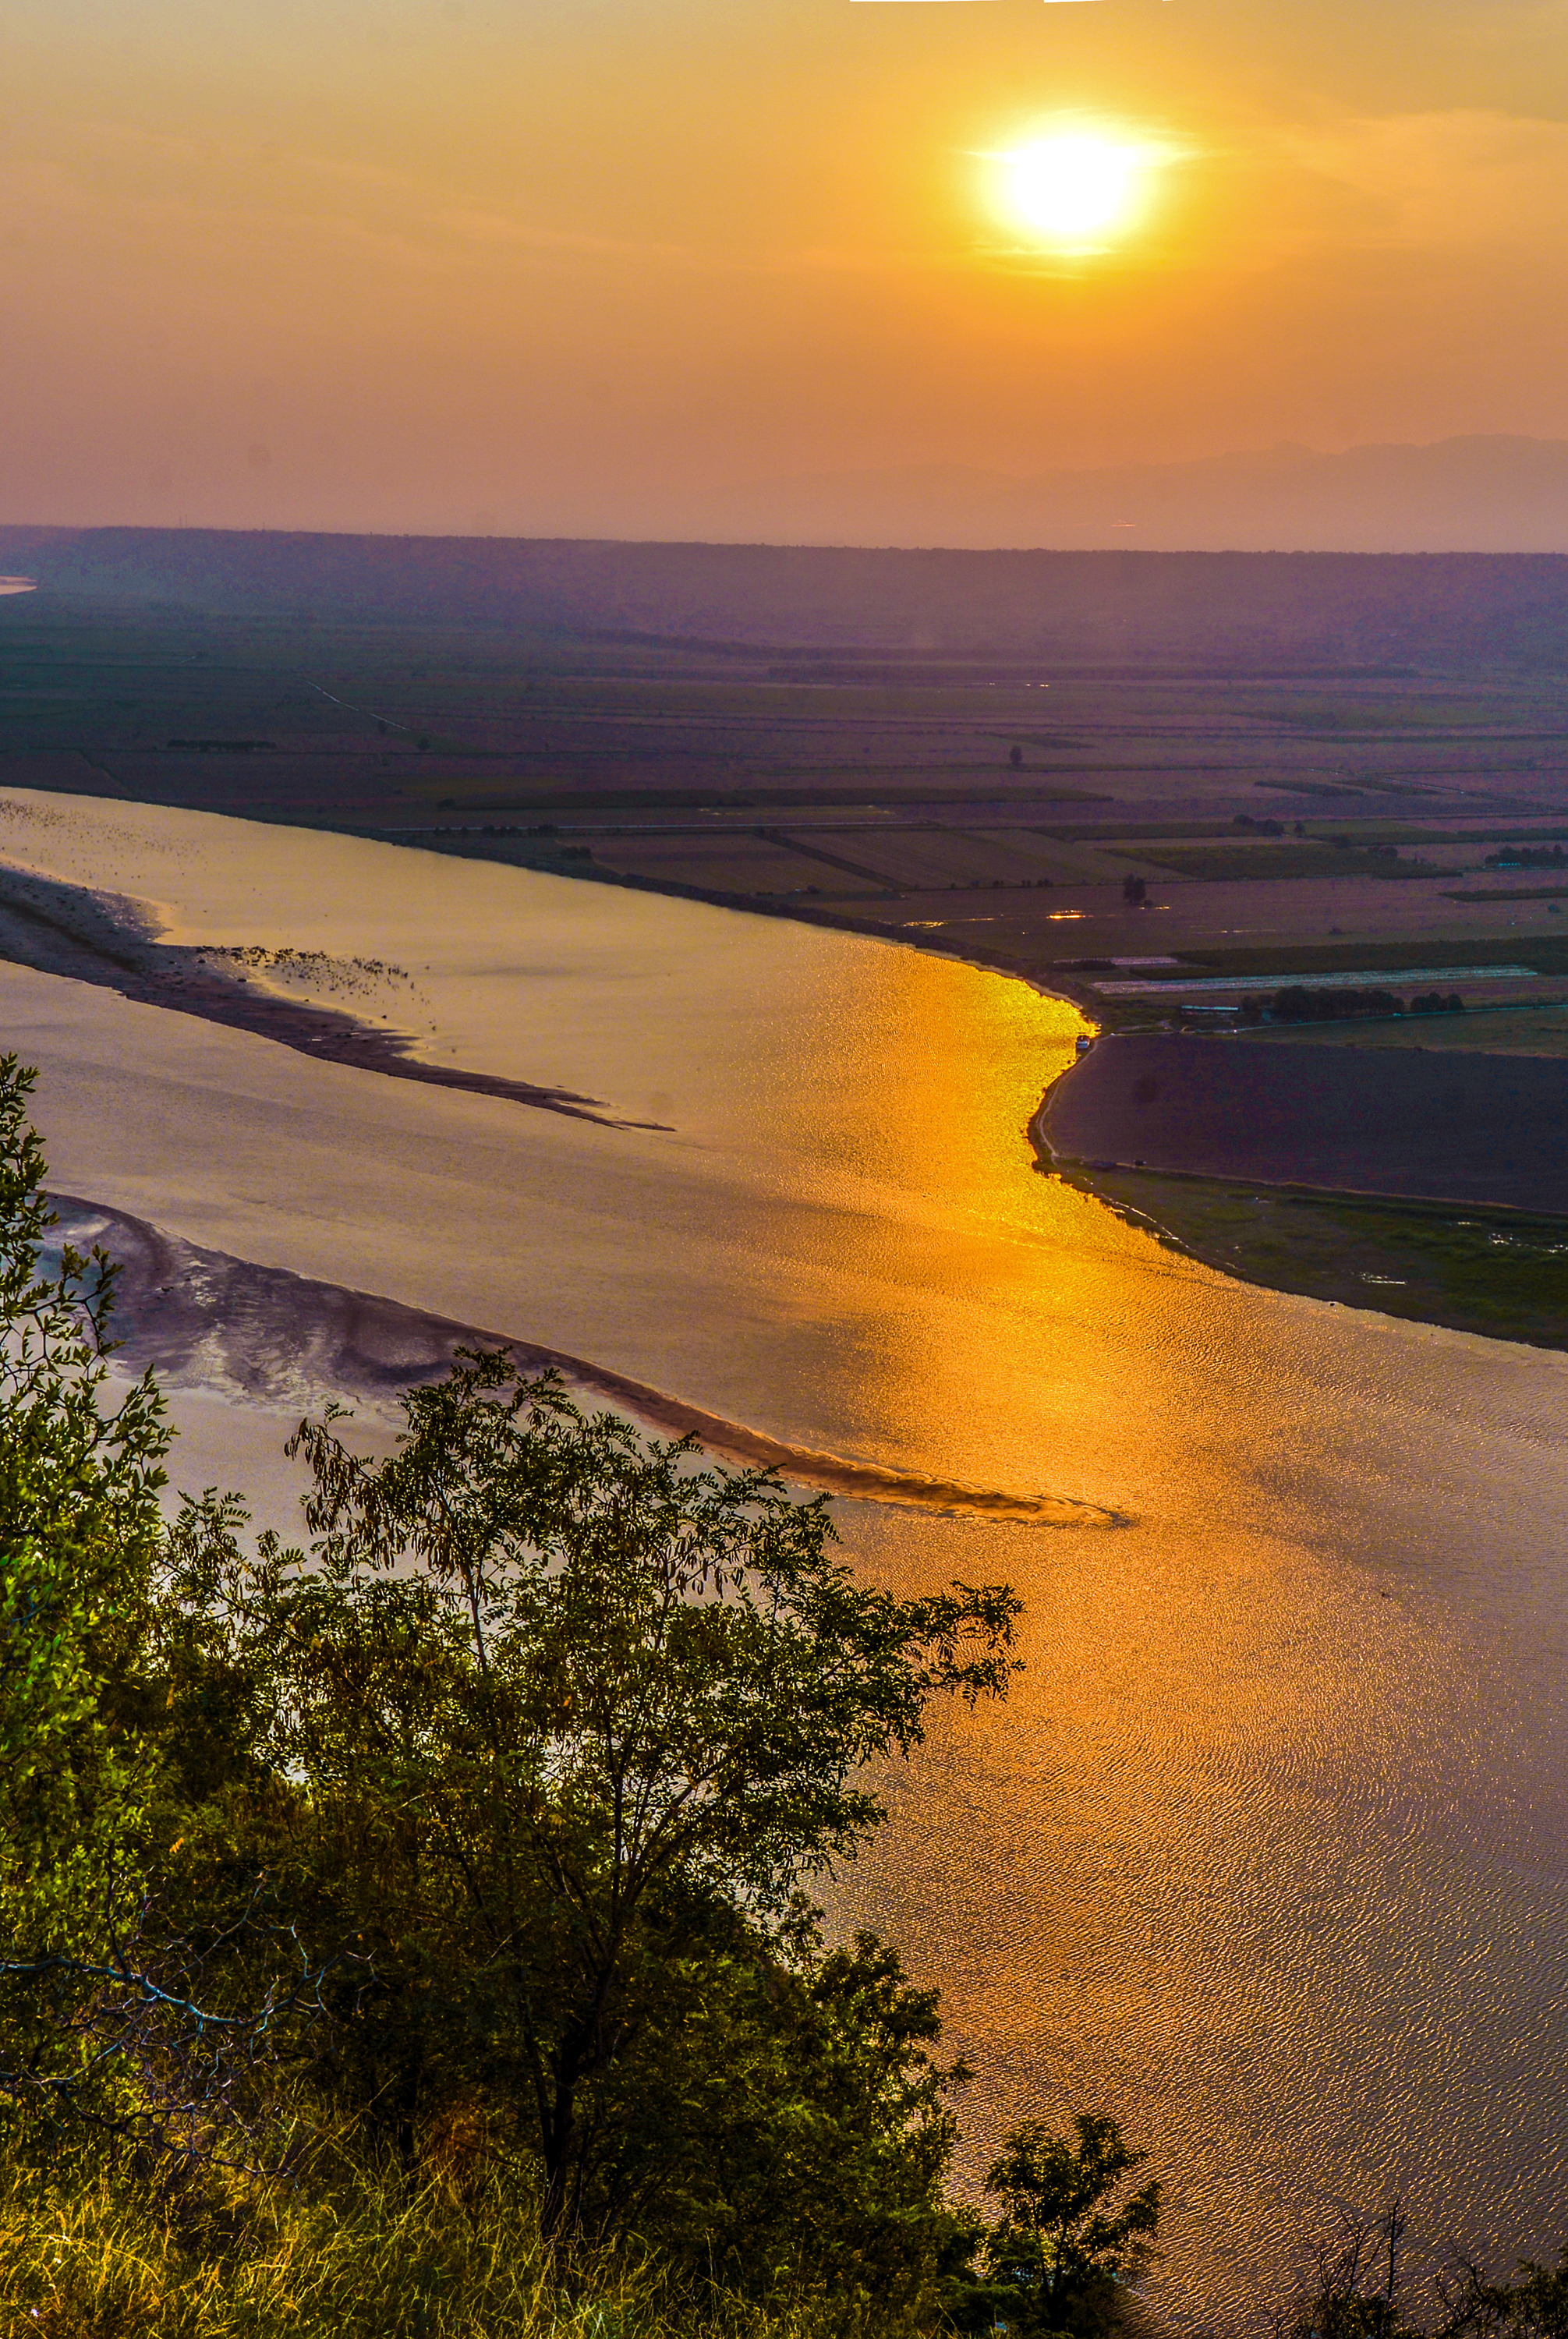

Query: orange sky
5;0;1568;537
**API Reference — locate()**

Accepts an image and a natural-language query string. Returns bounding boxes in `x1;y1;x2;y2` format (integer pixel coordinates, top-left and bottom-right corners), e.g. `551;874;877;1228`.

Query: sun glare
993;130;1159;252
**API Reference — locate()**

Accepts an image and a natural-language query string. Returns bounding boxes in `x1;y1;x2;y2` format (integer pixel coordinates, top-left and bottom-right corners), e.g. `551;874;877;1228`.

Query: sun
991;129;1160;252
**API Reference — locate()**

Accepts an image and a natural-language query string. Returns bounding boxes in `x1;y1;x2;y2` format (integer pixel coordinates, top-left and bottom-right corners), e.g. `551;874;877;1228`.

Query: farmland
1039;1031;1568;1213
5;533;1568;1339
5;593;1568;1017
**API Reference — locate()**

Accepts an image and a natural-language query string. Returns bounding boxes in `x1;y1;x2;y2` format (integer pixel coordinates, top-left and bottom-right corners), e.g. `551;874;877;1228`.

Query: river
3;787;1566;2329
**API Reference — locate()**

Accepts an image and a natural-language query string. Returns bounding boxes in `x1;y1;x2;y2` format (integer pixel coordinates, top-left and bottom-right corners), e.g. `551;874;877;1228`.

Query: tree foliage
169;1352;1020;2259
0;1049;1031;2315
962;2112;1161;2334
1275;2208;1568;2339
0;1057;167;1910
0;1054;174;2128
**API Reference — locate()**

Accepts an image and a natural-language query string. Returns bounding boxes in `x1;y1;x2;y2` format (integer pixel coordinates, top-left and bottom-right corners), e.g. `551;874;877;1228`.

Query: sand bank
0;860;659;1128
55;1194;1113;1528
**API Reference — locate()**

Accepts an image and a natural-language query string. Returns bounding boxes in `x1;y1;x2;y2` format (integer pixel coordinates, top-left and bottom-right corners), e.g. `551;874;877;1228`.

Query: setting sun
992;129;1160;250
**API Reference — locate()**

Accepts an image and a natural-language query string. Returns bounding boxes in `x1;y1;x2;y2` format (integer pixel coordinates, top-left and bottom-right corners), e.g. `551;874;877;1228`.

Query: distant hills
5;517;1568;667
686;437;1568;556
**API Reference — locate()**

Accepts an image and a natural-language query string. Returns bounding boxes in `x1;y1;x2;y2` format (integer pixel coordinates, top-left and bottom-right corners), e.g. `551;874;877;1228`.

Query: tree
0;1053;1026;2305
1459;2250;1568;2336
1273;2209;1568;2339
175;1351;1021;2247
578;1915;968;2308
1274;2206;1425;2339
979;2112;1160;2333
0;1056;331;2165
0;1053;170;2125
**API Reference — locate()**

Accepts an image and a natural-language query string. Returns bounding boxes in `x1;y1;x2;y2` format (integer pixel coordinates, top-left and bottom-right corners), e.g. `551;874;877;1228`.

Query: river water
3;788;1566;2329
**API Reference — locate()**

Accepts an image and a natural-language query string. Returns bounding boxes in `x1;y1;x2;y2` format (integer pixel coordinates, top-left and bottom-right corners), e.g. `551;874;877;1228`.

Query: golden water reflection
4;797;1568;2327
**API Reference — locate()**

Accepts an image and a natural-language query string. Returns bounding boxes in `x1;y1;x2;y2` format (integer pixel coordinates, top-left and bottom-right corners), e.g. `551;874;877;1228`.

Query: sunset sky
5;0;1568;537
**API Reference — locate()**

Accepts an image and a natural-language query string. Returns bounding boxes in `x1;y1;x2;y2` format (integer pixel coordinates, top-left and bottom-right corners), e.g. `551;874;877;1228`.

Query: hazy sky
5;0;1568;536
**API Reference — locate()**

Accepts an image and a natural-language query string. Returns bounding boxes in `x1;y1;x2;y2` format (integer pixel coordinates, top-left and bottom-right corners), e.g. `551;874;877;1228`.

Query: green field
1054;1162;1568;1349
1239;1001;1568;1052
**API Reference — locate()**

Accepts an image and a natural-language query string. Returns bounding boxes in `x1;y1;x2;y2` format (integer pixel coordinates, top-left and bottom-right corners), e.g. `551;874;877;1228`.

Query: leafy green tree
974;2112;1160;2334
0;1049;1024;2306
0;1055;172;2126
0;1056;320;2160
173;1350;1021;2252
571;1912;968;2309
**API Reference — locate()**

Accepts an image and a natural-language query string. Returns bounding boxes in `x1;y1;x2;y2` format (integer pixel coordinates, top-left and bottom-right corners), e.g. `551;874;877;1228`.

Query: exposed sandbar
0;862;662;1131
54;1194;1119;1530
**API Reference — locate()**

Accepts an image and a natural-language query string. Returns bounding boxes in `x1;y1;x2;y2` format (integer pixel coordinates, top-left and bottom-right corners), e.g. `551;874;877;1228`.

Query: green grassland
1238;1001;1568;1052
1053;1161;1568;1350
0;2151;780;2339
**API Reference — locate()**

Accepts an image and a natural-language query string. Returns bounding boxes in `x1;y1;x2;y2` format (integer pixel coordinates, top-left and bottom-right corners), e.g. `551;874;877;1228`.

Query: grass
1056;1163;1568;1349
0;2146;862;2339
1239;1001;1568;1053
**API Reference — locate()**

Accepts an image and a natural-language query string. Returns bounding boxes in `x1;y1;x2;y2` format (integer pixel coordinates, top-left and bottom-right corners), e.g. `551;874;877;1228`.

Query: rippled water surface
4;790;1567;2329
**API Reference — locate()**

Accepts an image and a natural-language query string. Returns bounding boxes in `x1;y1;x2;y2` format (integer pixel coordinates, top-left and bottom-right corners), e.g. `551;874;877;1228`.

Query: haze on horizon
5;0;1568;548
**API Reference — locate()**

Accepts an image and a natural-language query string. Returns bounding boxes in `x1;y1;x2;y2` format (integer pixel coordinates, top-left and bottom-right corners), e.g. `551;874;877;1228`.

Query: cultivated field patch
1043;1031;1568;1212
1124;842;1465;882
584;832;851;895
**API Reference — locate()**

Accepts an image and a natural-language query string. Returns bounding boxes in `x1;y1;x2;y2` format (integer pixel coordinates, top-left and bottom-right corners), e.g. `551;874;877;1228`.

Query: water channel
3;787;1566;2328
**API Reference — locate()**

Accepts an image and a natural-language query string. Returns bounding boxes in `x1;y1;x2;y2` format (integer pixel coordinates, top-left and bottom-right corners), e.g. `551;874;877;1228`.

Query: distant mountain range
7;513;1568;666
684;437;1568;554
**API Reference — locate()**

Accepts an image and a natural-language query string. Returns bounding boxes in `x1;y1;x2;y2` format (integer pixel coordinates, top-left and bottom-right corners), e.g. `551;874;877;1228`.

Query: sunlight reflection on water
3;790;1567;2330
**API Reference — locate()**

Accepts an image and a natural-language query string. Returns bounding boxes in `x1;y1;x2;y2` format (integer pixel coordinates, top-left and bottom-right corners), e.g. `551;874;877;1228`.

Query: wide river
4;789;1567;2329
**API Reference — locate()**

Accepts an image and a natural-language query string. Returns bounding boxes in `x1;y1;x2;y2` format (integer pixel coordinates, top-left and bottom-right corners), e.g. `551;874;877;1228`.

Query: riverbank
382;833;1568;1361
1030;1039;1568;1349
1040;1155;1568;1352
9;799;1566;1354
